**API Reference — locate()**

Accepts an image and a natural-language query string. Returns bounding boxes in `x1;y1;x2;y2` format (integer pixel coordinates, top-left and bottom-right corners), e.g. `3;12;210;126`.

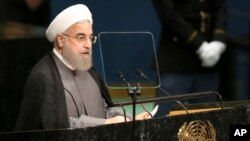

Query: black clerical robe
15;52;113;131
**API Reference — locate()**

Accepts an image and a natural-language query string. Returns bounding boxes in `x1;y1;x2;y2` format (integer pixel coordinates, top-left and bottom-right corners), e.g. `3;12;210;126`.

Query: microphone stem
143;75;189;114
159;87;189;115
116;71;138;121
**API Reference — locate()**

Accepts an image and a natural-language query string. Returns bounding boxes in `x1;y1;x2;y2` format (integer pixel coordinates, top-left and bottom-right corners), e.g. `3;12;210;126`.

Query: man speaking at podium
15;4;149;131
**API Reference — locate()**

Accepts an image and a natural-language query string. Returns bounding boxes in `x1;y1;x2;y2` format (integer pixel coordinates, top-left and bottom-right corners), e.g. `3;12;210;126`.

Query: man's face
61;22;93;71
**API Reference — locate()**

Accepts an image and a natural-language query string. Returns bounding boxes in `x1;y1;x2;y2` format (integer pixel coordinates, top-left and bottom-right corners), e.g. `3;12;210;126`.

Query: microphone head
116;70;125;80
136;69;144;77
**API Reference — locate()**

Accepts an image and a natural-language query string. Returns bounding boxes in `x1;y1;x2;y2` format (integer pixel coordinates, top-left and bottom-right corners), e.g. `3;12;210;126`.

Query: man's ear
56;35;65;48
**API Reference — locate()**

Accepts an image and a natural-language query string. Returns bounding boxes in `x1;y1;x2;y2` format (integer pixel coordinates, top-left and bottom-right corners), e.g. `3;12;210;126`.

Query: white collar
53;48;76;71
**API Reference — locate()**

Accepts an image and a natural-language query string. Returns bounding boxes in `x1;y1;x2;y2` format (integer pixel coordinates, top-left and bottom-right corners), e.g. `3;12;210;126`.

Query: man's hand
105;112;152;125
105;116;130;124
136;112;151;120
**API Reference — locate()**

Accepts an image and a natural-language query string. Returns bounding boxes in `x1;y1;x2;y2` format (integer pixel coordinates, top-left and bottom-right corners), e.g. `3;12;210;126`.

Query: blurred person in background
152;0;227;117
0;0;50;26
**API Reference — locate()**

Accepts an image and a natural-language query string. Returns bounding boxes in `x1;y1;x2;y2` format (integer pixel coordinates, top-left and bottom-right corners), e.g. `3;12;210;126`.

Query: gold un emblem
178;120;216;141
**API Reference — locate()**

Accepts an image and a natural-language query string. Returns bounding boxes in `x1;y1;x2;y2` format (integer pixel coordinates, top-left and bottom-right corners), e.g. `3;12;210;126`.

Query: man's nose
83;40;92;48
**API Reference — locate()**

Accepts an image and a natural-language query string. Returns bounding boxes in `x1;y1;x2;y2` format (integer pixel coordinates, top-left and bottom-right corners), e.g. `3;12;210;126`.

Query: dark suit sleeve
15;72;47;131
152;0;205;49
15;54;70;131
212;0;227;42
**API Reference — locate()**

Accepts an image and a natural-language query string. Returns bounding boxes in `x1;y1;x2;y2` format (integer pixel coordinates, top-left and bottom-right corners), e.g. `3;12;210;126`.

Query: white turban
46;4;93;42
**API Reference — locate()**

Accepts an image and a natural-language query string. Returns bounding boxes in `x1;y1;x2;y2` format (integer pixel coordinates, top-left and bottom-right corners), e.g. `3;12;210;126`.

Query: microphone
116;71;133;94
136;69;189;114
115;71;132;122
116;70;137;121
116;70;129;85
116;70;142;94
116;70;153;119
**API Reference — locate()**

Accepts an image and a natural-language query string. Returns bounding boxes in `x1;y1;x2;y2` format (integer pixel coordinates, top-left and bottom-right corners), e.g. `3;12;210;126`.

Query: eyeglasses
62;33;97;44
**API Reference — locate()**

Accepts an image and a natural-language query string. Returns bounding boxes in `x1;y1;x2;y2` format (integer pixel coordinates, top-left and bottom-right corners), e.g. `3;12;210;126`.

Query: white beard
62;45;92;71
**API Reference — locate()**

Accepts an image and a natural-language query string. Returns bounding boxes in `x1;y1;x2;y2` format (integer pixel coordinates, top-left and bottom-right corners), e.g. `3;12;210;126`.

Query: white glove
196;41;226;67
196;41;209;56
208;41;226;54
